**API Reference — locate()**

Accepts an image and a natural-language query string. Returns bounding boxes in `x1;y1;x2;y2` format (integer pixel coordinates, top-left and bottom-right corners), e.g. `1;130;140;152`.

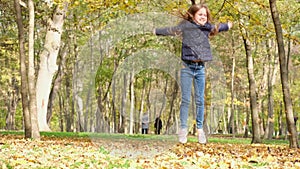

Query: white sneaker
178;128;188;144
198;129;206;144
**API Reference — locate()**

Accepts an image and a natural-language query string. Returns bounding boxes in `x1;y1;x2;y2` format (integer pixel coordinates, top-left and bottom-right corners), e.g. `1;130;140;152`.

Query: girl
154;4;233;144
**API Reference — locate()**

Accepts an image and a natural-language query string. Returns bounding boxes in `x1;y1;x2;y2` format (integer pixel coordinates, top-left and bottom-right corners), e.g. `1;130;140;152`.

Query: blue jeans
180;61;205;129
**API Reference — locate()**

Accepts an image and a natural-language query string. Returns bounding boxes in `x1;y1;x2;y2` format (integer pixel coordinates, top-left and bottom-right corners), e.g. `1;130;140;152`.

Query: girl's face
193;7;207;25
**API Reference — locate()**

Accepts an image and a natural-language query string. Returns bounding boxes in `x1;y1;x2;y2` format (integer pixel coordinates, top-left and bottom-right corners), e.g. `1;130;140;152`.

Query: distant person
154;117;163;135
141;112;149;134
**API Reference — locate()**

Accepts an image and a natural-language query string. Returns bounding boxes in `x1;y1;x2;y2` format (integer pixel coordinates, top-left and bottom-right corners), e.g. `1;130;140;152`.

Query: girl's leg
180;65;193;129
194;64;206;143
194;65;206;129
178;64;193;143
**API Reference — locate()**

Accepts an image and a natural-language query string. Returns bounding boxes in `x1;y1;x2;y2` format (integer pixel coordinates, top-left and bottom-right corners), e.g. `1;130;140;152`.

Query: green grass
0;130;177;141
0;130;290;145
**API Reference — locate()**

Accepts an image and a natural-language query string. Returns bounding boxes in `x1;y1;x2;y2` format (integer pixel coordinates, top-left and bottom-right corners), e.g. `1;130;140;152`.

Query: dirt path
91;136;178;159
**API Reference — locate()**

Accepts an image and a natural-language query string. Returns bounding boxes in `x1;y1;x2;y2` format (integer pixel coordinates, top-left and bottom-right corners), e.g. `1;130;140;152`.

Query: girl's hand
228;21;233;29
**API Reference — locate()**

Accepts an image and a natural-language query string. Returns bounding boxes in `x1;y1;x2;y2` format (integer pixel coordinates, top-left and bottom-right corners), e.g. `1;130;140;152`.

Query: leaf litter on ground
0;134;300;169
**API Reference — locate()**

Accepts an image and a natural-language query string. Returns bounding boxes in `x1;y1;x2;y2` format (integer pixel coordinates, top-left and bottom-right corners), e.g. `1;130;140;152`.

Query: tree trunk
278;102;283;136
243;93;250;138
242;36;261;143
129;72;135;134
159;77;168;118
229;56;236;136
28;0;40;139
65;78;73;132
47;44;67;124
264;38;278;139
166;80;179;134
269;0;299;148
74;92;84;132
120;73;128;133
14;0;31;138
257;55;268;138
6;77;19;130
139;79;146;134
58;93;64;132
6;93;15;130
112;68;117;133
96;80;110;133
36;3;67;131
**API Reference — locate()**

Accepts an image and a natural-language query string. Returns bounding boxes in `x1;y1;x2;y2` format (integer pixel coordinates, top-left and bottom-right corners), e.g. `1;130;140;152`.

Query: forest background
0;0;299;147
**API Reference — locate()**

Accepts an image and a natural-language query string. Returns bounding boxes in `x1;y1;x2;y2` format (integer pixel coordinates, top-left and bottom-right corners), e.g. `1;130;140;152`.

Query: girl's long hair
179;4;219;36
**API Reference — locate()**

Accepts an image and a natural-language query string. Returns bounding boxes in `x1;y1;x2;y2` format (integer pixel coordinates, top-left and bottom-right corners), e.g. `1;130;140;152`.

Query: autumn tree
36;2;68;131
269;0;299;148
28;0;40;139
13;0;39;139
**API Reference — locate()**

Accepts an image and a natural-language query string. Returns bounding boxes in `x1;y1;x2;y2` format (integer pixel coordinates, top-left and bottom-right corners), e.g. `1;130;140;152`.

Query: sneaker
178;128;188;144
197;129;206;144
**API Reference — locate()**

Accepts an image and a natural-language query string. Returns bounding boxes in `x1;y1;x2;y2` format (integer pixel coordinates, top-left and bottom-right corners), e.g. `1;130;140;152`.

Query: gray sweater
155;20;229;62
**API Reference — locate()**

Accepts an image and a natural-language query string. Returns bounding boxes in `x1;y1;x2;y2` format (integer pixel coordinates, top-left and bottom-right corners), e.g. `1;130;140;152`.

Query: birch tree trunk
36;4;67;131
269;0;299;148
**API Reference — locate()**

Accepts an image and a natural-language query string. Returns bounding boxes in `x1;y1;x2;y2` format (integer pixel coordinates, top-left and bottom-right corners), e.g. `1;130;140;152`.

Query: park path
91;135;178;159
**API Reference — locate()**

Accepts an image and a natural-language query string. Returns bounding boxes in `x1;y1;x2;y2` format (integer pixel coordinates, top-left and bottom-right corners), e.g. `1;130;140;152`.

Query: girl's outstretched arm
154;24;182;36
218;21;233;32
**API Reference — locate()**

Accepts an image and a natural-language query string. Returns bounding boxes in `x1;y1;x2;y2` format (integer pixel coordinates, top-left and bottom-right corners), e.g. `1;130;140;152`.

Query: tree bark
47;44;67;124
6;77;19;130
36;3;67;131
6;93;15;130
269;0;299;148
129;71;135;134
242;36;261;143
264;39;279;139
120;73;128;133
139;79;146;134
65;78;73;132
58;93;64;132
243;93;250;138
229;56;235;136
278;102;283;136
165;80;179;134
28;0;40;139
112;59;118;133
257;52;268;138
14;0;31;138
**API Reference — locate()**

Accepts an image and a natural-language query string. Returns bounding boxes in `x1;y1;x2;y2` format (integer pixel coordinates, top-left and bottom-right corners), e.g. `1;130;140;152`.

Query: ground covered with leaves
0;134;300;169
